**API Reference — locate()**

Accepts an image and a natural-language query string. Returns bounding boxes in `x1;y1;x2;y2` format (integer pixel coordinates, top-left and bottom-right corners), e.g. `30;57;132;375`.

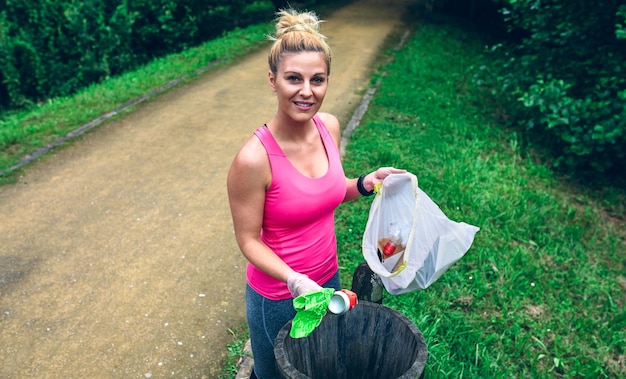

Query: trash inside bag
362;172;479;295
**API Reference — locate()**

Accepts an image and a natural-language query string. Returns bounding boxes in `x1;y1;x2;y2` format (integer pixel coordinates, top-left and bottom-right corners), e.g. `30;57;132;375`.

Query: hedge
497;0;626;173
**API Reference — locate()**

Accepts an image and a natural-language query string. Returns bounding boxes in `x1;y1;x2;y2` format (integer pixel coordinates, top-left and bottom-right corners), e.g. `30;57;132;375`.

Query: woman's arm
227;135;322;297
227;136;294;283
317;112;406;202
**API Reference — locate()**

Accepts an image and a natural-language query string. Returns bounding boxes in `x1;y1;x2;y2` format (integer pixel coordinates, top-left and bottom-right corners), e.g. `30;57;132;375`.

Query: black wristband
357;174;375;196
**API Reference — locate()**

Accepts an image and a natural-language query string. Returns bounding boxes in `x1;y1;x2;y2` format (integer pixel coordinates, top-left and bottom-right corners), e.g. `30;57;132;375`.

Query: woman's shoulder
316;112;341;146
228;132;271;194
231;133;269;172
316;112;339;128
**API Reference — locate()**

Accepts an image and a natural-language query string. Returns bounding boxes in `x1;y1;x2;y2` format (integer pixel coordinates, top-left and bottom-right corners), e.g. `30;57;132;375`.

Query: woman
227;9;404;378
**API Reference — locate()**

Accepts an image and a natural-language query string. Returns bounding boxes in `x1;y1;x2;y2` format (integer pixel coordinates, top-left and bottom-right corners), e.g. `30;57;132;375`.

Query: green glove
290;288;334;338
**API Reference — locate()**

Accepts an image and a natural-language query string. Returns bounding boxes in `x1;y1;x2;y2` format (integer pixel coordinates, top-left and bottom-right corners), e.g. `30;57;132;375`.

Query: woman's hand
363;167;406;192
287;272;323;298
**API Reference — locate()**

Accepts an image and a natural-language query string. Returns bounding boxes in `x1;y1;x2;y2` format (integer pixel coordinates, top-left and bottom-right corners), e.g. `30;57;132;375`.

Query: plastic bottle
382;222;401;256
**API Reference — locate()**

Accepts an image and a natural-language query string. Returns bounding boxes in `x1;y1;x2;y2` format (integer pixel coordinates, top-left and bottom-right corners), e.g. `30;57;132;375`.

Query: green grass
218;325;250;379
2;2;624;378
336;15;626;379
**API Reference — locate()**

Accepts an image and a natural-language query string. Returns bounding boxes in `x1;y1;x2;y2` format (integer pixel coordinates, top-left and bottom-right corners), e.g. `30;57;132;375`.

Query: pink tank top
247;115;346;300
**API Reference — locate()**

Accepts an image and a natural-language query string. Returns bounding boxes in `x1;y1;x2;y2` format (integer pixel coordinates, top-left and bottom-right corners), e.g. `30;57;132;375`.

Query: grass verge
337;13;625;379
218;324;250;379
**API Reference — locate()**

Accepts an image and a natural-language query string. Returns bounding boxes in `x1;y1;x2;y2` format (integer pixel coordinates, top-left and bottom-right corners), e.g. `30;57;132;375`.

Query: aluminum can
328;289;358;314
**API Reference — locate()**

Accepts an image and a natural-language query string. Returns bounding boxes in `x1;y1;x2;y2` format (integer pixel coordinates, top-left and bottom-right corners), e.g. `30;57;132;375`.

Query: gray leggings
245;271;341;379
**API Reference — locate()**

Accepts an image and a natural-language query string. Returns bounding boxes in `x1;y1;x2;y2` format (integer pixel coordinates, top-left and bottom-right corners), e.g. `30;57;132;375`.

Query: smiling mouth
294;101;314;109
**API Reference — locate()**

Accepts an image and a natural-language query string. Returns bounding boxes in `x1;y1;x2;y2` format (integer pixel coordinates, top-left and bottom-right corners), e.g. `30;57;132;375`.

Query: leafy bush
495;0;626;173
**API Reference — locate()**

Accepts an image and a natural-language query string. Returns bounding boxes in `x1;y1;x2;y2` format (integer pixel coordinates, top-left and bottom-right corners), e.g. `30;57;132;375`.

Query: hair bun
274;9;324;39
267;8;332;75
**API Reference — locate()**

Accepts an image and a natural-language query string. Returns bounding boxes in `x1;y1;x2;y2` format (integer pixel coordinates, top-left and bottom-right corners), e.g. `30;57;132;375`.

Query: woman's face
269;51;329;124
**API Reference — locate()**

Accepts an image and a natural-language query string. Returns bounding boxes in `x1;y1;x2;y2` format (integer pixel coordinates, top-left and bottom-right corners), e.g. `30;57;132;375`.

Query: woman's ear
268;70;276;92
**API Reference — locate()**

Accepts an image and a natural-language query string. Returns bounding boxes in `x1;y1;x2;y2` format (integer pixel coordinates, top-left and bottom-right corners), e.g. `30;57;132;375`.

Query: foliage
0;0;276;111
337;15;625;378
492;0;626;173
617;4;626;39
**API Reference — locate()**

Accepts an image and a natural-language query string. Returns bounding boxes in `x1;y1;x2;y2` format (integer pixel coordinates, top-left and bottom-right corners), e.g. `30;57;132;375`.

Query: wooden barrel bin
274;301;427;379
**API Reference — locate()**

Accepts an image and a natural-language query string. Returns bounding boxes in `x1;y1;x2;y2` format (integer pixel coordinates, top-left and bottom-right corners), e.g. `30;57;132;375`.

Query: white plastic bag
362;172;479;295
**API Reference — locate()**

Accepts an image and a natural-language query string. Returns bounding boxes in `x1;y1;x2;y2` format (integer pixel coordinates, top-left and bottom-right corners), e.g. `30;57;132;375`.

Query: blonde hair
268;9;332;75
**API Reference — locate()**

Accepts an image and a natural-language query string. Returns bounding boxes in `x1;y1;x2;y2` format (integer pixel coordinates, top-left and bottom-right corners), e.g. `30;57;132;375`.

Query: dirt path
0;1;411;377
